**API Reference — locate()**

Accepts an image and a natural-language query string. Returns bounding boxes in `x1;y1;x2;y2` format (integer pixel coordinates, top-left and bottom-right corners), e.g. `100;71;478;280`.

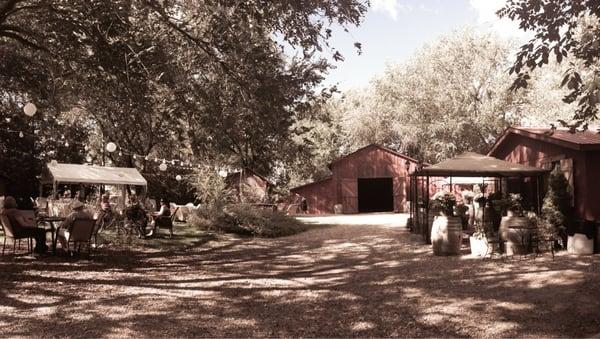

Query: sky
322;0;530;91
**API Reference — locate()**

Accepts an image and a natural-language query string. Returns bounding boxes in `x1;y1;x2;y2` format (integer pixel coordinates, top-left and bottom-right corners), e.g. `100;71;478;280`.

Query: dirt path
1;219;600;337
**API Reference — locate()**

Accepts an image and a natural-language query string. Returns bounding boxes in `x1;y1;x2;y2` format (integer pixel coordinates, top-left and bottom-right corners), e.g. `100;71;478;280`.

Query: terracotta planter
431;216;462;256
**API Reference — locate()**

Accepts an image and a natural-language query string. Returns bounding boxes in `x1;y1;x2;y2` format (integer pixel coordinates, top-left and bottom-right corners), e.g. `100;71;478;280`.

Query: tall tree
373;29;522;163
0;0;368;199
499;0;600;126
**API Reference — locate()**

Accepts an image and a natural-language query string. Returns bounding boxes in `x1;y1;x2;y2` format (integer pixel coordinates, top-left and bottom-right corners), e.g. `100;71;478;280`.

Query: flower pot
567;233;594;255
469;236;498;257
500;216;535;255
431;215;462;256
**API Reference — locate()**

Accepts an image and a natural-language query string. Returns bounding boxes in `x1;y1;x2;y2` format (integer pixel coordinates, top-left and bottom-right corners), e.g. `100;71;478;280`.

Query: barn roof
328;144;421;170
290;176;332;192
415;152;548;177
488;127;600;155
41;163;147;186
226;168;273;186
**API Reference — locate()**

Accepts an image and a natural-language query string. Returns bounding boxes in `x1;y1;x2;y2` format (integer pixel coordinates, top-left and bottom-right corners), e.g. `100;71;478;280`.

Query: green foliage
191;203;307;238
1;0;368;199
192;167;234;219
432;191;456;215
499;1;600;124
507;193;524;213
540;167;573;240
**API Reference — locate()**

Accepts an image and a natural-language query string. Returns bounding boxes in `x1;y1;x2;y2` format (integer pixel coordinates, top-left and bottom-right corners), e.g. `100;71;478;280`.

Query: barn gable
291;144;420;214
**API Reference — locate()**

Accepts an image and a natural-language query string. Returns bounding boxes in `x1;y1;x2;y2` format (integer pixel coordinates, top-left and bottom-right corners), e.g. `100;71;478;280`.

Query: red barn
291;144;420;214
225;168;272;202
488;127;600;222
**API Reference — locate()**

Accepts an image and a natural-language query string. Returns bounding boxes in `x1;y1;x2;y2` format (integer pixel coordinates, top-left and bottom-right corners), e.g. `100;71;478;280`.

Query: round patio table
37;216;66;254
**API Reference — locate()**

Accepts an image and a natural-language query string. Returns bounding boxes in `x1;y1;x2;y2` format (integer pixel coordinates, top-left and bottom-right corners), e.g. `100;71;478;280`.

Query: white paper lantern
159;163;167;171
23;103;37;117
175;175;182;181
106;142;117;153
18;132;24;138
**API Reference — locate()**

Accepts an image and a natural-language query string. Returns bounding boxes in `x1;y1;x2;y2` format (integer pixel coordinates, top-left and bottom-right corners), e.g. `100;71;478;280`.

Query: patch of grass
189;203;309;237
92;222;217;252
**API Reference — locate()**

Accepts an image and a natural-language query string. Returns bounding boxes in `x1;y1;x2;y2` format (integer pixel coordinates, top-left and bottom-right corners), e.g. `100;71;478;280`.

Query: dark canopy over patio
414;152;548;177
409;152;550;243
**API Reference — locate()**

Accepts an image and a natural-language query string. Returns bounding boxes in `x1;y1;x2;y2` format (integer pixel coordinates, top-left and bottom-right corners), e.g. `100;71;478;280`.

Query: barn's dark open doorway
357;177;394;213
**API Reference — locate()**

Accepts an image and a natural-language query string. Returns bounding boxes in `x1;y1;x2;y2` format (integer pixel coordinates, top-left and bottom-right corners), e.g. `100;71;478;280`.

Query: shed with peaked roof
488;126;600;222
291;144;421;214
225;168;273;202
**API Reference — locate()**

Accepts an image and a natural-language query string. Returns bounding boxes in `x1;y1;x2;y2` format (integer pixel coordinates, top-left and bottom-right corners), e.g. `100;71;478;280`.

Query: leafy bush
541;166;573;244
192;167;235;220
432;191;456;215
188;203;308;237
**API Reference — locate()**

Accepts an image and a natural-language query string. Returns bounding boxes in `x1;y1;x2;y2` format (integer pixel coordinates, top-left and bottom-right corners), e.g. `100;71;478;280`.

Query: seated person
148;199;172;237
124;195;148;238
0;196;48;254
56;200;93;250
95;193;113;229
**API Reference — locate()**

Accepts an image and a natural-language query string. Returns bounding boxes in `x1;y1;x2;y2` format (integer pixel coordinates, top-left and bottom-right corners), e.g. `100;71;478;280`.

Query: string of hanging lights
4;104;236;179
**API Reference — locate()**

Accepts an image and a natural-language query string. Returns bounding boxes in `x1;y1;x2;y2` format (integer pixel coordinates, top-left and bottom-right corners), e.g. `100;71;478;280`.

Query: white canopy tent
40;163;147;198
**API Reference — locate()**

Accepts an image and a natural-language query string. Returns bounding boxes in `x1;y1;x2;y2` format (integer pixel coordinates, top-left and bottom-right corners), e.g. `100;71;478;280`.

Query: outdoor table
37;216;66;254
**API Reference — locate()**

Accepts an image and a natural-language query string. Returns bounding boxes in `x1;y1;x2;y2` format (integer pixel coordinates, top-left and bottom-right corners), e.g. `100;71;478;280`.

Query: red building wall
490;133;600;221
292;145;419;214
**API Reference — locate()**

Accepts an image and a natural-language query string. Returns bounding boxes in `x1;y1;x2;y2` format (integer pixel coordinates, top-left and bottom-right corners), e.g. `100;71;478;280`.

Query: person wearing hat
56;200;92;250
0;196;49;254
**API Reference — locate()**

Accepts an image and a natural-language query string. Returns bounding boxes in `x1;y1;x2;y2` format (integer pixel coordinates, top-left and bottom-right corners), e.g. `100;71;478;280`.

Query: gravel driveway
1;214;600;337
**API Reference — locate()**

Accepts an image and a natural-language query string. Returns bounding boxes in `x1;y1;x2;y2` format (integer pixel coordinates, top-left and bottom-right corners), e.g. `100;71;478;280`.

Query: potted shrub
430;191;462;255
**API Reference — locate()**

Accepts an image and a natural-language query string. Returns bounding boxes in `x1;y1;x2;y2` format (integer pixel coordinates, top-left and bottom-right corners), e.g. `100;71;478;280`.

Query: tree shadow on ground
1;223;599;337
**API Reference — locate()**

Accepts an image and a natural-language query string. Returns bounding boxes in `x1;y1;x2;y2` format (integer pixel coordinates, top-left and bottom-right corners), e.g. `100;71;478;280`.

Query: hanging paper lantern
106;142;117;153
86;155;93;163
65;141;69;147
23;103;37;117
133;154;137;159
18;132;24;138
118;151;122;156
159;162;167;171
171;160;176;165
176;175;182;181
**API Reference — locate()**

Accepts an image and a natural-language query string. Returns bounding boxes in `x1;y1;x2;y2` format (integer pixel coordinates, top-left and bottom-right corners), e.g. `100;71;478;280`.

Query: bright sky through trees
324;0;529;90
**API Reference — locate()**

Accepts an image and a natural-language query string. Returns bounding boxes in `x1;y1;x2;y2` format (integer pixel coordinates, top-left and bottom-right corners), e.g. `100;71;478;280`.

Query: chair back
0;215;16;238
170;207;179;222
36;197;48;209
70;219;96;242
21;210;36;223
